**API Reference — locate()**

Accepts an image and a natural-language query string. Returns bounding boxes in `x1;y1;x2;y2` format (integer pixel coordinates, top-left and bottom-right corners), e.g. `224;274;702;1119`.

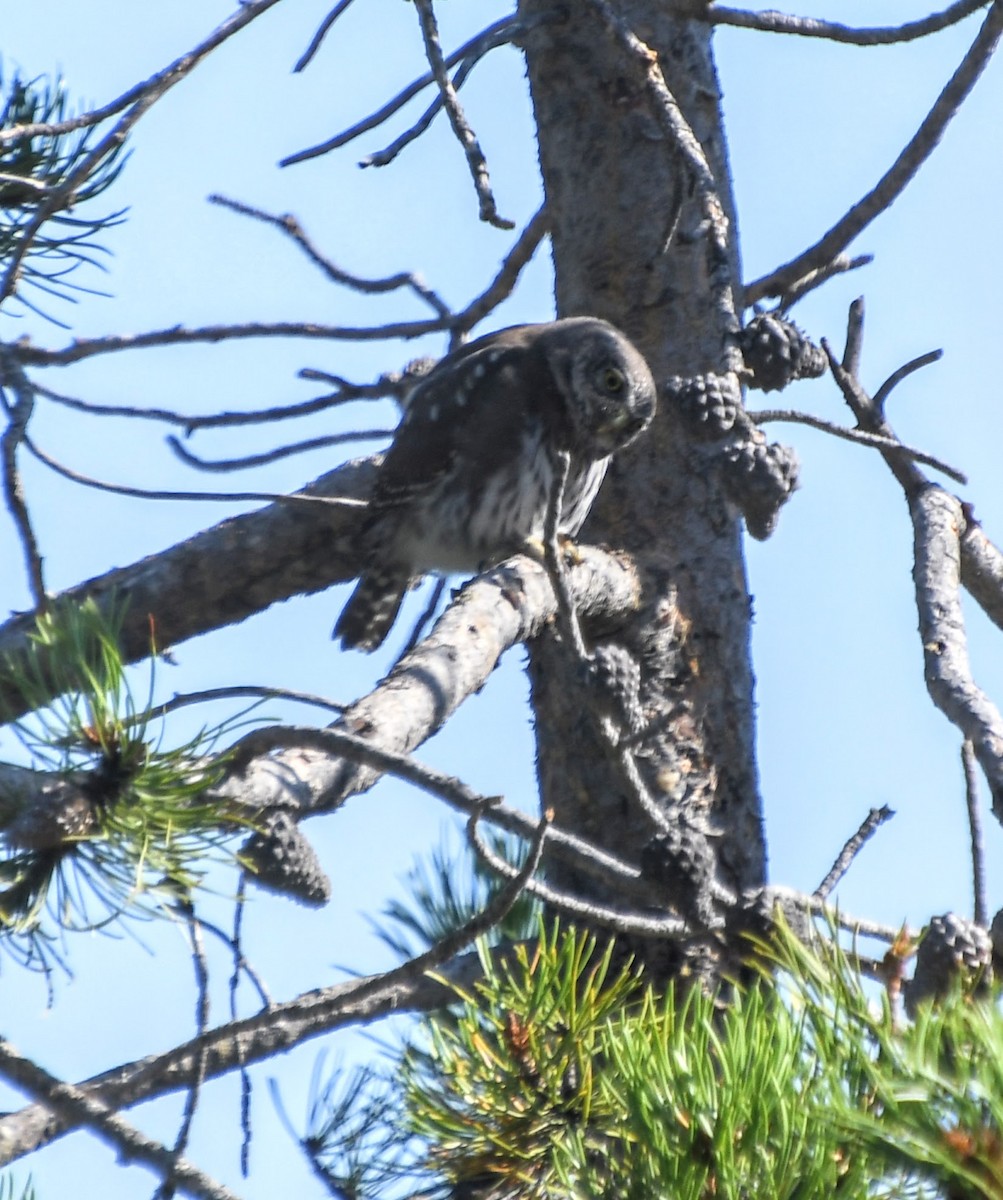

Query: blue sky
2;1;1002;1196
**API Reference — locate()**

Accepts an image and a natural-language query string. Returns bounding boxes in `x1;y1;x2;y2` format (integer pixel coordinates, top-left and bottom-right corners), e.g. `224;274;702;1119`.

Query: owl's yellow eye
601;366;625;394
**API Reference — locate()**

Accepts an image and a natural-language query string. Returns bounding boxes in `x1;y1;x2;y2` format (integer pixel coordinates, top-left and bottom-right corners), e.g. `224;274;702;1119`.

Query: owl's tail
333;571;410;652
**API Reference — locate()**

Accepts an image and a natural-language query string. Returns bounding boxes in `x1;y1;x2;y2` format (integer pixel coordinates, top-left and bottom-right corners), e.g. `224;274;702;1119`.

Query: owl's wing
368;327;537;510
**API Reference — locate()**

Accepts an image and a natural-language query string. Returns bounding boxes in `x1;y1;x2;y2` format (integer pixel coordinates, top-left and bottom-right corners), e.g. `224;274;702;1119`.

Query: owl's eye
600;366;625;394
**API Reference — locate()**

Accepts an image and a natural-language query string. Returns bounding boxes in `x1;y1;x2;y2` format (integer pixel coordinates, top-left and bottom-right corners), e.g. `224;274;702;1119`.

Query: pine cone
640;817;717;926
905;913;993;1013
722;435;799;540
739;313;827;393
666;372;741;439
242;810;331;906
588;643;644;736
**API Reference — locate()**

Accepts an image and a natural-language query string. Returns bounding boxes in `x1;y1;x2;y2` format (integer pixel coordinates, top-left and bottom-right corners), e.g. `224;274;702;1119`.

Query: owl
334;317;657;651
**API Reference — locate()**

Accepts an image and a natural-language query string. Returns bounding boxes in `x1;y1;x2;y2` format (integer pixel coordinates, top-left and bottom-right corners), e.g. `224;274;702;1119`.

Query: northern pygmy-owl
334;317;657;651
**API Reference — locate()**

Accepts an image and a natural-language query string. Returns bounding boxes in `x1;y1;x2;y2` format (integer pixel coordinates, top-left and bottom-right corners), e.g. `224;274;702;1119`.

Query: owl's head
545;318;657;458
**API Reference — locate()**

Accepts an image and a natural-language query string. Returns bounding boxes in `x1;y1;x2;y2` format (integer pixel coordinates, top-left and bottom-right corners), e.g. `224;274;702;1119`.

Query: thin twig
16;315;451;368
751;407;967;484
21;432;368;507
231;880;254;1176
361;41;498;170
872;348;943;416
707;0;989;45
209;194;452;318
37;378;398;431
584;0;741;371
0;0;284;308
813;806;894;901
771;253;873;311
397;577;447;659
746;2;1003;303
154;912;211;1200
960;740;988;926
282;14;518;167
412;0;514;230
0;1039;243;1200
294;0;358;72
0;347;46;607
151;686;345;721
167;430;391;473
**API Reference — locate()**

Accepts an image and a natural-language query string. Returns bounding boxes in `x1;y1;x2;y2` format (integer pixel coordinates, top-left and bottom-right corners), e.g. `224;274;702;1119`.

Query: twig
842;295;866;380
294;0;358;72
0;0;284;309
584;0;741;370
209;194;452;318
16;316;451;368
412;0;514;230
0;347;46;608
230;881;254;1177
751;407;967;485
151;686;345;720
361;39;501;170
36;377;398;431
813;806;894;901
282;14;518;167
21;432;367;507
0;1039;243;1200
707;0;989;45
167;430;391;473
469;825;690;937
911;486;1003;819
745;1;1003;303
770;253;873;311
872;348;943;417
154;912;211;1200
960;740;988;926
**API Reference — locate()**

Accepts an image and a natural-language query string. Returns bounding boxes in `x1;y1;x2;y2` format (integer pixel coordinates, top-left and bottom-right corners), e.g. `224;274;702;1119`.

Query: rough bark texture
520;0;764;939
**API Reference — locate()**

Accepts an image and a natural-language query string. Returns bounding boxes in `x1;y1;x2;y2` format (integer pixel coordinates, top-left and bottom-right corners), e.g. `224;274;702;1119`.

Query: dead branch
751;407;967;484
167;430;392;473
209;194;452;317
813;806;894;901
584;0;741;371
707;0;989;45
0;1039;242;1200
961;740;988;925
745;2;1003;304
911;485;1003;818
282;14;517;167
0;347;46;608
769;253;873;311
960;515;1003;632
412;0;514;229
294;0;358;73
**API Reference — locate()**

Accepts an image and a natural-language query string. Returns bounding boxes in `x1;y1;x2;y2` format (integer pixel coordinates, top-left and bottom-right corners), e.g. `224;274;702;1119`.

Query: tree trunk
520;0;764;948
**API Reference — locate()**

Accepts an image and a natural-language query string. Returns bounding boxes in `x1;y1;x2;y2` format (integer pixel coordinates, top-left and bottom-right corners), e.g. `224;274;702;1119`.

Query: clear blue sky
2;2;1002;1196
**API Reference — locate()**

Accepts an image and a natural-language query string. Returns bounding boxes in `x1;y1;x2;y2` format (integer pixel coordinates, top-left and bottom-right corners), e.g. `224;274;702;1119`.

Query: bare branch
282;14;517;167
0;347;46;608
751;406;967;484
453;204;549;336
584;0;741;371
293;0;358;73
872;348;944;416
745;2;1003;303
208;194;452;318
16;316;450;368
0;0;285;308
707;0;989;45
167;430;392;473
411;0;514;229
961;740;988;925
813;805;894;902
911;486;1003;818
0;1038;243;1200
768;253;873;311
